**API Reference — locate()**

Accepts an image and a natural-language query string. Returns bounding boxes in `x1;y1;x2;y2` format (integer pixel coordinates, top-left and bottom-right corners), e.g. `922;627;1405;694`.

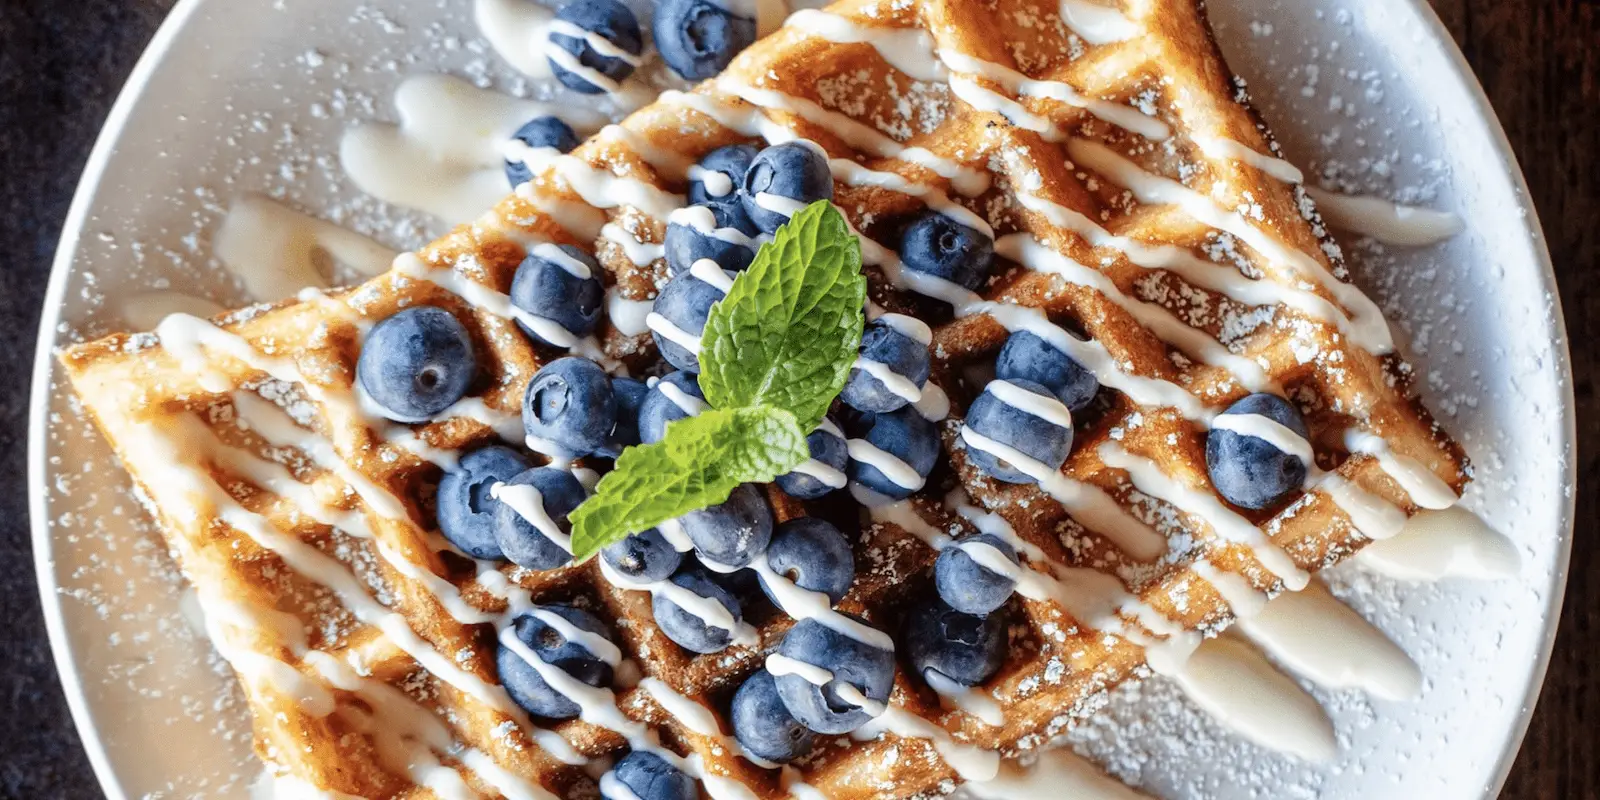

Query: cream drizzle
1305;187;1464;247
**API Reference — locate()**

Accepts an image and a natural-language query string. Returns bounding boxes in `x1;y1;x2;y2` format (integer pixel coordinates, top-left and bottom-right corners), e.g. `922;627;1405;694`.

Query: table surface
1;0;1593;797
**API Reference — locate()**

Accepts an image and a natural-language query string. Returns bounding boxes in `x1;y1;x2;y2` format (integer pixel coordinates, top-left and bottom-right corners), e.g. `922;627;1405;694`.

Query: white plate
29;0;1574;797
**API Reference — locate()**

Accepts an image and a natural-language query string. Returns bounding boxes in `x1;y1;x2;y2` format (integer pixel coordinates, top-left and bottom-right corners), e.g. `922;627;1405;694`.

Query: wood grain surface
0;0;1593;797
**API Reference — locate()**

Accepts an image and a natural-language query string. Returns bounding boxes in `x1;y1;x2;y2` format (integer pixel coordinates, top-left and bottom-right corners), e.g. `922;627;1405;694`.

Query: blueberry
597;376;649;459
664;204;760;276
741;142;834;233
1206;393;1311;510
504;116;580;187
732;669;816;764
509;245;604;348
934;533;1018;615
688;144;759;209
605;751;695;800
775;417;848;499
845;406;940;501
841;316;931;414
761;517;855;605
679;483;772;569
962;378;1074;485
437;445;532;559
653;0;757;81
899;210;994;291
652;568;743;654
903;599;1007;686
994;329;1099;412
493;467;587;570
638;371;706;444
523;357;617;458
497;605;615;719
773;616;894;735
357;306;477;422
546;0;643;94
602;527;683;582
648;265;732;373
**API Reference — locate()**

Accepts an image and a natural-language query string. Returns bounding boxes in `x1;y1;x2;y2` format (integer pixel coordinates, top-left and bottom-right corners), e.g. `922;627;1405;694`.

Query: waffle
58;0;1470;797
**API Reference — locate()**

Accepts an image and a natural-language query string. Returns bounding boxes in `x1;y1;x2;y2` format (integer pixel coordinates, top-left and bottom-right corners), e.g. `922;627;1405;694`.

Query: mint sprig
569;406;809;560
699;201;866;431
568;202;866;562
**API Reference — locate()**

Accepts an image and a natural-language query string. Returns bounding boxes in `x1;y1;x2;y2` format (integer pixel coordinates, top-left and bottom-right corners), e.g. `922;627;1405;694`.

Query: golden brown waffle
59;0;1470;797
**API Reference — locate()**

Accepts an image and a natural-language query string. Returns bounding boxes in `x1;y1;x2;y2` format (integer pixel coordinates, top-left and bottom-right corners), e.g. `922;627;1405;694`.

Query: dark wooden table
0;0;1592;797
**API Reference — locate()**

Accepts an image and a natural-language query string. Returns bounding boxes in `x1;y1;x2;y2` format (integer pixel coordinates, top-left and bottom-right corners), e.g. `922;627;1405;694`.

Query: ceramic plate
29;0;1573;797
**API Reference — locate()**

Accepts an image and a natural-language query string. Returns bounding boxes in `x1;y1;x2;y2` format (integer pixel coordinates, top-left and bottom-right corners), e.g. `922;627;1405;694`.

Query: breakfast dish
55;0;1485;797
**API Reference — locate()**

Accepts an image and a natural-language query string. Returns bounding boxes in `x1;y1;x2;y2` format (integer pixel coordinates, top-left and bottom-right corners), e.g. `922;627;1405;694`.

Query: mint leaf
699;201;866;430
569;406;809;562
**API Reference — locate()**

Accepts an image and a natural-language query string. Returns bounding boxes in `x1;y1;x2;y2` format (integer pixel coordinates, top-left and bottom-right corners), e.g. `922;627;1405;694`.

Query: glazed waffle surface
60;0;1469;797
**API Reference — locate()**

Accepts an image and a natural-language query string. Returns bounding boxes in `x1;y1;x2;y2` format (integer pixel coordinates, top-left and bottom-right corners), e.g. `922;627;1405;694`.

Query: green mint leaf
568;406;809;562
699;201;866;430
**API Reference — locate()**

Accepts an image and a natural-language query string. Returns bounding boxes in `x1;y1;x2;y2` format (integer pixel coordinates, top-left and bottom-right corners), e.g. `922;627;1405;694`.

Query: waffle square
59;0;1468;797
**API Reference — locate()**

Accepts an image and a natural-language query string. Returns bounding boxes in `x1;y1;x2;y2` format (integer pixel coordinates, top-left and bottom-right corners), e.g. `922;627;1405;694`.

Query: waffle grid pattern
60;0;1468;797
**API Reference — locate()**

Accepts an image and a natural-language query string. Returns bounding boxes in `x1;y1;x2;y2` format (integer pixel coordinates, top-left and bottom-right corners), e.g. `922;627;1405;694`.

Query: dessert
57;0;1473;797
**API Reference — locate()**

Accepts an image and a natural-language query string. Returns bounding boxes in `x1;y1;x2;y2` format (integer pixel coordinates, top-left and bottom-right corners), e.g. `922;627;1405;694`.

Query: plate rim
27;0;214;797
26;1;1577;797
1400;2;1577;795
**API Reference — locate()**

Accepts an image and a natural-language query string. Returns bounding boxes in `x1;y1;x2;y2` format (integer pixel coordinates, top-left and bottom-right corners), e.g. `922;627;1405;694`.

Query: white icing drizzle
491;482;574;553
1009;184;1373;352
710;78;991;196
1317;472;1408;541
1235;582;1422;701
783;10;946;82
511;148;686;222
1166;636;1337;761
473;0;554;78
1211;413;1313;465
657;381;709;417
995;235;1277;393
1304;187;1464;247
597;557;761;647
118;291;224;331
606;289;654;336
1358;506;1522;581
341;75;604;223
390;252;586;351
853;358;923;403
688;164;735;198
853;703;1000;782
749;557;894;650
1066;138;1395;356
645;312;704;354
965;748;1149;799
688;259;736;292
789;456;848;489
1344;429;1458;509
547;20;644;67
531;242;593;278
846;438;925;492
1056;0;1141;45
922;668;1005;727
959;428;1167;561
874;311;933;345
754;191;807;218
602;222;665;266
984;379;1074;429
1097;441;1309;589
1190;134;1305;184
215;194;396;303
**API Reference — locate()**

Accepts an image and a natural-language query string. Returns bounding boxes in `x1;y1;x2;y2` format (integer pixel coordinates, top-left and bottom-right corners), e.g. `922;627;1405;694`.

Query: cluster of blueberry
544;0;760;95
